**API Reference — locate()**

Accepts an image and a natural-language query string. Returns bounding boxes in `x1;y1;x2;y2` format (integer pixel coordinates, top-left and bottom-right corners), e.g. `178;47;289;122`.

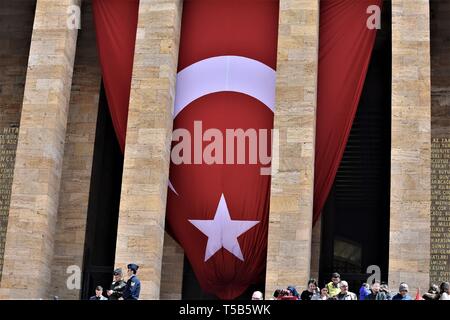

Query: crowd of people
255;272;450;301
88;266;450;301
89;263;141;300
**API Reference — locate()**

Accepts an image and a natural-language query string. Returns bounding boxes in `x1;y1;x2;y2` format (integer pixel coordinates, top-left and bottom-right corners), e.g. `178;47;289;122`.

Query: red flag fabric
165;0;279;299
415;288;423;300
313;0;382;224
92;0;139;152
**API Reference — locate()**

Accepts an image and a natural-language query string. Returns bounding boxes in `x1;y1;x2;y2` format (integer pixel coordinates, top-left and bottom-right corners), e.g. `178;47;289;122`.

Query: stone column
50;0;101;300
160;232;184;300
310;217;321;280
265;0;319;297
113;0;182;300
0;0;79;299
389;0;431;293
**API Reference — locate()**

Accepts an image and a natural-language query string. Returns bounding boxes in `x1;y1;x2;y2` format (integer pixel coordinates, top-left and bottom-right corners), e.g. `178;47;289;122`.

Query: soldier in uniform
123;263;141;300
107;268;127;300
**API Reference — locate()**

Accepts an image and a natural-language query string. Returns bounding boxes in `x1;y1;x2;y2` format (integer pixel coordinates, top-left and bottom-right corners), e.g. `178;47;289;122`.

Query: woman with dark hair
300;279;319;300
439;282;450;300
311;287;329;301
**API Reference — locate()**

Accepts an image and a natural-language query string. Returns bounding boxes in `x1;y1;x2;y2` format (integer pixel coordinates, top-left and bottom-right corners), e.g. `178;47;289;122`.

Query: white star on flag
189;194;260;262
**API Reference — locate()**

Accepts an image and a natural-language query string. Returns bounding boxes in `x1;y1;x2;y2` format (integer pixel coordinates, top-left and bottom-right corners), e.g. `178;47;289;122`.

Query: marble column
389;0;431;293
0;0;80;299
160;232;184;300
113;0;183;300
50;0;101;300
265;0;319;297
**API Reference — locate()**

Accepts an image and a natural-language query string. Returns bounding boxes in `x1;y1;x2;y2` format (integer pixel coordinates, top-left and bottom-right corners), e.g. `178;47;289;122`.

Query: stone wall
310;218;321;280
430;0;450;285
0;0;36;284
160;232;184;300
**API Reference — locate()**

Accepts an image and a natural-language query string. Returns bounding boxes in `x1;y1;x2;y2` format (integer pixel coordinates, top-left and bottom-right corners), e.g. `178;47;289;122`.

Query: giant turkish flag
165;0;279;299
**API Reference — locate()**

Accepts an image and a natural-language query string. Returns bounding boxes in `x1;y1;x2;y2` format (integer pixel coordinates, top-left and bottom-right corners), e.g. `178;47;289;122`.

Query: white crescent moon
173;55;276;118
169;55;276;195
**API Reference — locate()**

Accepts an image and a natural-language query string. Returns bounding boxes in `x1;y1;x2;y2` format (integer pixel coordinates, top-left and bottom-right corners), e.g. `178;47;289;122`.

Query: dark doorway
318;1;392;291
81;84;124;300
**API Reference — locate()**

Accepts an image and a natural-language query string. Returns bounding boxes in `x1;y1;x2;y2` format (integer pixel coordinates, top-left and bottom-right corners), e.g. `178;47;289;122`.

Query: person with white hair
336;281;358;300
439;282;450;300
251;291;264;300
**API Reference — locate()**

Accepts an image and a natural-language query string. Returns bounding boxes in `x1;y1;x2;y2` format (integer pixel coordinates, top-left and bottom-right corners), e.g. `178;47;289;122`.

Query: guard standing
107;268;127;300
123;263;141;300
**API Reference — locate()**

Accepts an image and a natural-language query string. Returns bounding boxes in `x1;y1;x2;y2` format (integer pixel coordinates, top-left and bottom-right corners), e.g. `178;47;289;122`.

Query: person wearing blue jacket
123;263;141;300
359;283;371;300
392;283;412;300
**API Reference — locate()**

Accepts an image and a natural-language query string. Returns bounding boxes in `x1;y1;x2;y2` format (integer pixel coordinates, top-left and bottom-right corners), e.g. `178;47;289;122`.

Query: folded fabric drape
314;0;382;224
92;0;139;152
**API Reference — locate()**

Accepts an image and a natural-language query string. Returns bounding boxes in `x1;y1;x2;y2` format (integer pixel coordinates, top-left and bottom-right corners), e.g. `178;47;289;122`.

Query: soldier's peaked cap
127;263;139;272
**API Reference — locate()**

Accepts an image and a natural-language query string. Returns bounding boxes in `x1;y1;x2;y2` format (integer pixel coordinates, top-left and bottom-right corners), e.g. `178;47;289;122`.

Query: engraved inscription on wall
0;126;19;280
431;138;450;284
